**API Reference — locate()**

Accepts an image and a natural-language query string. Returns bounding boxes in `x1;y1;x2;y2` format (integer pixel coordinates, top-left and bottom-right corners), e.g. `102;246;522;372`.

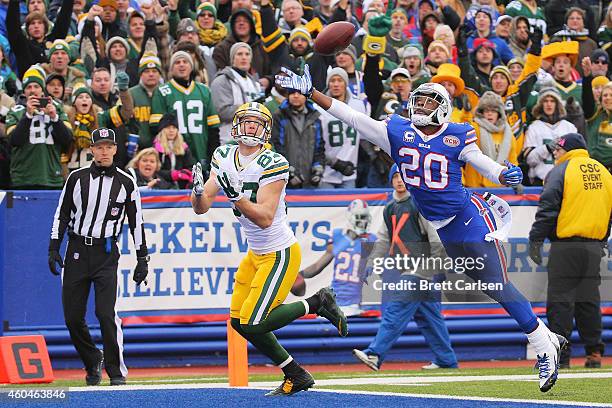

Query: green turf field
2;366;611;405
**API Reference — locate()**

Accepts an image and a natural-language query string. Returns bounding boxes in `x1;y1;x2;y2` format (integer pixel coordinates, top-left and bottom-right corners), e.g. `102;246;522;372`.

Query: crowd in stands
0;0;611;191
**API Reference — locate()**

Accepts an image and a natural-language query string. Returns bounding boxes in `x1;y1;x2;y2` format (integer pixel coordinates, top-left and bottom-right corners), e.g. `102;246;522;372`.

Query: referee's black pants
62;238;126;379
546;240;605;362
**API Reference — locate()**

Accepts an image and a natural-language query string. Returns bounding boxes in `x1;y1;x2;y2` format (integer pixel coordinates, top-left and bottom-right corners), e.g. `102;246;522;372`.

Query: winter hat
476;91;506;121
105;36;129;57
592;75;610;88
489;65;512;84
532;86;566;119
326;67;349;86
391;8;409;22
399;44;423;59
71;82;92;104
170;50;194;68
158;112;179;133
197;2;217;19
427;40;450;58
555;133;587;151
139;53;162;75
48;39;70;58
433;24;455;46
45;72;65;86
507;57;524;69
336;44;357;62
22;65;46;89
473;38;496;52
474;6;493;23
388;163;399;185
591;49;609;64
230;42;252;64
176;18;198;37
288;27;312;44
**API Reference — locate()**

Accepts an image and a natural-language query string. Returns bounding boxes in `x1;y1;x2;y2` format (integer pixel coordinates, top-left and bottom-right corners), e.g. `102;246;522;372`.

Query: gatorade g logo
11;343;44;379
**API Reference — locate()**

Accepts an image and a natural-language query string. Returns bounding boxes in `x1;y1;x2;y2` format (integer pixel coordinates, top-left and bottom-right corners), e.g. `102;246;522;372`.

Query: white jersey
524;119;576;181
211;144;296;254
317;93;370;184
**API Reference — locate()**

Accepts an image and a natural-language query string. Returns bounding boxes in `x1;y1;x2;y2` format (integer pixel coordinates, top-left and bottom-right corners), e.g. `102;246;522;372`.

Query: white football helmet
231;102;273;146
408;83;452;126
347;199;371;235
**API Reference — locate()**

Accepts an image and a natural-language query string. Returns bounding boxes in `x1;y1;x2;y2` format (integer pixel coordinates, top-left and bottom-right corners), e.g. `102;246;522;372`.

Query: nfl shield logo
111;207;119;216
403;131;415;143
100;129;109;138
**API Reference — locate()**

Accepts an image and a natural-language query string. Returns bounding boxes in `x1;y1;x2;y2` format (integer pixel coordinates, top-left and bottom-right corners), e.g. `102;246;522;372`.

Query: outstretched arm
276;65;391;155
301;244;335;278
460;143;522;185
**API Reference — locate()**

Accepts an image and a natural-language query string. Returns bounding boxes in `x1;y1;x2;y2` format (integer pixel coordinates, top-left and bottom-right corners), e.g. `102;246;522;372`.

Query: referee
529;133;612;369
48;128;149;386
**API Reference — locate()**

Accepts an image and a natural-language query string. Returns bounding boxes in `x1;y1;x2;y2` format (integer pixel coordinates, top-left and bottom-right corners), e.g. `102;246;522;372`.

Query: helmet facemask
408;83;452;126
231;103;273;146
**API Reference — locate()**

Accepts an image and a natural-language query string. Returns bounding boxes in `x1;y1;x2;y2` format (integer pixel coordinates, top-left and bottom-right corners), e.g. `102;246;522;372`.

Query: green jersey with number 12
150;79;220;162
211;144;296;254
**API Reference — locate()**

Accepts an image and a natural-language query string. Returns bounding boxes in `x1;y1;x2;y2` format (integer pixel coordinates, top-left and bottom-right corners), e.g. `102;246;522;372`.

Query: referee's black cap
91;128;117;145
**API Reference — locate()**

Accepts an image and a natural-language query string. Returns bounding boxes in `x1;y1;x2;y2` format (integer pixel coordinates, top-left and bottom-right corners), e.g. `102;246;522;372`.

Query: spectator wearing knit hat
40;39;86;99
210;42;264;144
45;73;66;105
6;66;72;189
6;0;73;77
128;54;163;149
582;58;612;170
213;8;271;89
551;7;598;77
318;67;371;189
125;6;162;63
388;8;410;50
466;8;515;64
172;19;217;85
591;75;610;109
590;49;609;78
336;45;367;101
191;2;228;52
523;87;577;185
398;44;431;87
153;112;195;190
425;39;451;75
433;24;456;63
150;50;220;166
94;36;140;88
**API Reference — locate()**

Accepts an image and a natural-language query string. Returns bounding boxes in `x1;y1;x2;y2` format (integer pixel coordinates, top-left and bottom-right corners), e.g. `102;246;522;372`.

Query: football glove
217;171;244;202
192;162;204;196
133;256;149;285
48;250;64;276
500;160;523;186
275;65;313;98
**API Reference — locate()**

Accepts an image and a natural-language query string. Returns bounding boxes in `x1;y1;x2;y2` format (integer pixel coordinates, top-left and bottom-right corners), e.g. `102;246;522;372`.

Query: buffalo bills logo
443;135;460;147
403;131;415;143
111;207;120;217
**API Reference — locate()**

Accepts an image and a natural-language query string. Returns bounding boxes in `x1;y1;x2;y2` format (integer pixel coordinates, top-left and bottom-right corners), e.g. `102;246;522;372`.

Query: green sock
230;318;290;365
241;301;307;335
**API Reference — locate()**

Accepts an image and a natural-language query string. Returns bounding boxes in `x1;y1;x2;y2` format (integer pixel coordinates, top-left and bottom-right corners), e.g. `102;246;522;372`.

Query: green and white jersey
505;0;547;34
316;94;370;184
6;102;70;188
150;79;220;163
211;144;296;254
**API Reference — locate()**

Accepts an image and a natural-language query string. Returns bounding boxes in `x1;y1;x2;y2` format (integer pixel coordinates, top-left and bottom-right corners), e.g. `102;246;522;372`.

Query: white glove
192;163;204;196
217;171;244;202
274;64;313;98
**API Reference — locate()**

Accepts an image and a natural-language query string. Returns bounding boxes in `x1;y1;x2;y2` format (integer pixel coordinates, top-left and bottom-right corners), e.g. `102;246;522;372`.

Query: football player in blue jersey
276;66;567;393
291;199;376;317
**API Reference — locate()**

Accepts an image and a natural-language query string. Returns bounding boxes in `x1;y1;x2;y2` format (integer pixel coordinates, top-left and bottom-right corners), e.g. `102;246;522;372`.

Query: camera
38;97;49;108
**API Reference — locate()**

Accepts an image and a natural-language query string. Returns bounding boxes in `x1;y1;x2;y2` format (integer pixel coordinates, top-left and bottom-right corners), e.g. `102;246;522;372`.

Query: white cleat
421;362;441;370
536;332;568;392
352;349;380;371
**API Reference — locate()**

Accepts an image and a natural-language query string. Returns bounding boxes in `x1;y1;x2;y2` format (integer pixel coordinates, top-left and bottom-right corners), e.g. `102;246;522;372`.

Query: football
313;21;355;56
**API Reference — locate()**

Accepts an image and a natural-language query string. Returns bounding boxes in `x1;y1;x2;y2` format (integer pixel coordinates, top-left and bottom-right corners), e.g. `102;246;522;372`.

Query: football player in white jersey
190;102;348;396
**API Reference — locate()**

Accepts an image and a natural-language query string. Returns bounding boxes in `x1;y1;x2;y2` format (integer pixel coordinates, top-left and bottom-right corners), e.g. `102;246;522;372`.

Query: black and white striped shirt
49;163;148;257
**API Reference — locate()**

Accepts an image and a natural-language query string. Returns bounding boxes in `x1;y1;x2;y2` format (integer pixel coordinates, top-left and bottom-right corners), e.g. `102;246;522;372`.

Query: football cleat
316;287;348;337
536;333;568;392
352;349;380;371
110;376;126;386
421;362;440;370
265;368;315;396
85;350;104;386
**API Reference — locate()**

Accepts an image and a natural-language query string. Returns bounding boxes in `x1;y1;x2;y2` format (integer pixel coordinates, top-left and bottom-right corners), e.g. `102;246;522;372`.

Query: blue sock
483;282;538;333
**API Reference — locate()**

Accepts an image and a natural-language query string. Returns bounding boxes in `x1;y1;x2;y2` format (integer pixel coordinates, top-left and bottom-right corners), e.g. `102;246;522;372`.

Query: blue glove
275;64;313;98
501;160;523;186
116;71;130;92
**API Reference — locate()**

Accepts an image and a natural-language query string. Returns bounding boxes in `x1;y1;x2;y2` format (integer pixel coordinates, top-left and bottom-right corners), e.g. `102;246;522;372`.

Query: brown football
313;21;355;56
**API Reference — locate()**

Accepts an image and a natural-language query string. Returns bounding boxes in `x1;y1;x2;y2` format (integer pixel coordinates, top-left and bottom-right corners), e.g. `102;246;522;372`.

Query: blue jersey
386;115;478;221
330;228;376;307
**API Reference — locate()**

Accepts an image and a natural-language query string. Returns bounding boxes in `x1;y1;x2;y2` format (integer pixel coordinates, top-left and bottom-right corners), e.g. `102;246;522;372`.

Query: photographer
7;66;71;189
